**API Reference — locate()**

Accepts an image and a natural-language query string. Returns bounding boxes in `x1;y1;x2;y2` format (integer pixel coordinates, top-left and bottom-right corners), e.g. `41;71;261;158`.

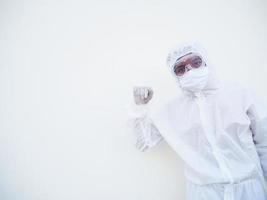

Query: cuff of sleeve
127;102;150;118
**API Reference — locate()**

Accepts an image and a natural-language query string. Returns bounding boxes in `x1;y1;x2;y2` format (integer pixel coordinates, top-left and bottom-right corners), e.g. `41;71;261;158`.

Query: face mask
177;66;209;93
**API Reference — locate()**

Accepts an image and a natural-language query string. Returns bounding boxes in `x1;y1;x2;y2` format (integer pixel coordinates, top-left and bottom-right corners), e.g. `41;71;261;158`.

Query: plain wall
0;0;267;199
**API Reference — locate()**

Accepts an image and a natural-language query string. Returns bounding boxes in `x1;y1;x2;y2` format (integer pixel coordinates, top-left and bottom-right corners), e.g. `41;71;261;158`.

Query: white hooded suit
128;42;267;200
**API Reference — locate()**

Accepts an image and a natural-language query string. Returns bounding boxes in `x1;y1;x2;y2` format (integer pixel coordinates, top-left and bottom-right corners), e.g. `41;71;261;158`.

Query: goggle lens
174;55;203;76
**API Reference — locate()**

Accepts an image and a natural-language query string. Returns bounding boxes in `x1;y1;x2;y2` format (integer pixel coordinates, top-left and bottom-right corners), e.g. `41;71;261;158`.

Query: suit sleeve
127;102;163;152
246;90;267;181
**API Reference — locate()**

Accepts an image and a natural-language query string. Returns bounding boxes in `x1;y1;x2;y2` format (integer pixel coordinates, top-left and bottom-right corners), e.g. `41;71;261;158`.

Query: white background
0;0;267;199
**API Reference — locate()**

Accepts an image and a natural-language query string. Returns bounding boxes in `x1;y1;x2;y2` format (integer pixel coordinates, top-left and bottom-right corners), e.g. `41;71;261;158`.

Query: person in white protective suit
127;42;267;200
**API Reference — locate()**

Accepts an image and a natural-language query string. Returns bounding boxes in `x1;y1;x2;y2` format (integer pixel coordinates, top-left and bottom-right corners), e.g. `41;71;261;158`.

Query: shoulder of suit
219;80;249;97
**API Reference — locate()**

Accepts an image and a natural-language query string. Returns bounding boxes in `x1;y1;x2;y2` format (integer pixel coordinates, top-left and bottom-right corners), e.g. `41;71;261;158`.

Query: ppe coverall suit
128;42;267;200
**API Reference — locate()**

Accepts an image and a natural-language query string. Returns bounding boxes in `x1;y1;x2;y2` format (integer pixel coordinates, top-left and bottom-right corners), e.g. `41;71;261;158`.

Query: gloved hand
133;86;154;105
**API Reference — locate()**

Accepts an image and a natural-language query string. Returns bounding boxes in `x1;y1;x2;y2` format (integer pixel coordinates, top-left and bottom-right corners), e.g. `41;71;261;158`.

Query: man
128;42;267;200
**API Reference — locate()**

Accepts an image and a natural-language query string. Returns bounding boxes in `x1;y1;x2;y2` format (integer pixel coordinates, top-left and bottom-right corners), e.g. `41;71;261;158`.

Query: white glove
133;86;154;105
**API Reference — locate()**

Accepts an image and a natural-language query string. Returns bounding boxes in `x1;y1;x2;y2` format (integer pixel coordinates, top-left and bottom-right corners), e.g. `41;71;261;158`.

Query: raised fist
133;86;154;105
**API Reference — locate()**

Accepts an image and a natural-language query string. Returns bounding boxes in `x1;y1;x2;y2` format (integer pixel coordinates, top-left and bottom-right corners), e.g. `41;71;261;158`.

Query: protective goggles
173;53;204;76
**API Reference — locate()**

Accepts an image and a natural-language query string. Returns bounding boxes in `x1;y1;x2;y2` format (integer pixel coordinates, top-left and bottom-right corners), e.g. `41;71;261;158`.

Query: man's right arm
127;86;163;152
127;102;163;152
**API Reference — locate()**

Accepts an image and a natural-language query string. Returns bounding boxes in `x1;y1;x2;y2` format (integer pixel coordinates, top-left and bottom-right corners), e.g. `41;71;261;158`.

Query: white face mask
178;66;209;93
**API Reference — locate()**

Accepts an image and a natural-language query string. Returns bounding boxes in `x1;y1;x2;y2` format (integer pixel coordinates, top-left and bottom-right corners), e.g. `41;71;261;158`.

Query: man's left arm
246;90;267;182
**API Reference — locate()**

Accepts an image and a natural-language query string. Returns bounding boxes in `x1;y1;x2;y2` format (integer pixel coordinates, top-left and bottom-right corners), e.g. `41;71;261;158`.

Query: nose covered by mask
177;66;209;93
